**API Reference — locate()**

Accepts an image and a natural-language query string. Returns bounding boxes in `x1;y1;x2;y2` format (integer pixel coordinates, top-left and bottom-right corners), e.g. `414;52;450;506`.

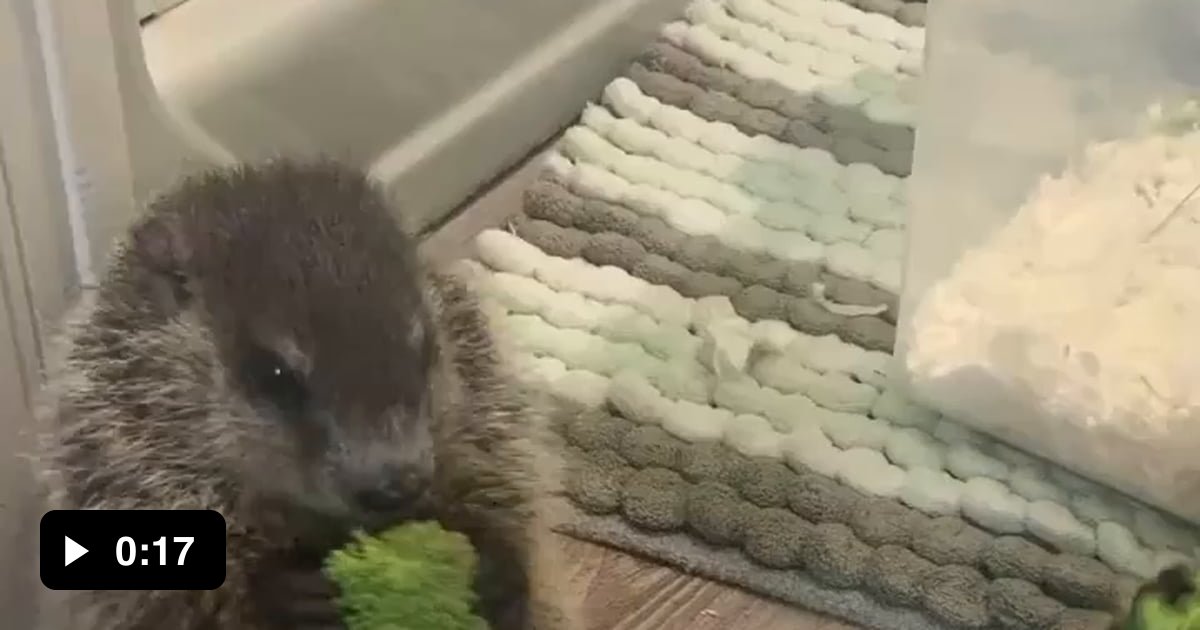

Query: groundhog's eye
240;348;309;417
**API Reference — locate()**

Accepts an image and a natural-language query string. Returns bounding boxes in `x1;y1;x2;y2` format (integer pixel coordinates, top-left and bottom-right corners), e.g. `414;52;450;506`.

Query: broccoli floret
325;521;487;630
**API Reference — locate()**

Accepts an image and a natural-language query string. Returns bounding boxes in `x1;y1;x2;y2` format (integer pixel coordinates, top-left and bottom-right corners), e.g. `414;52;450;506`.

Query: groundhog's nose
351;465;429;516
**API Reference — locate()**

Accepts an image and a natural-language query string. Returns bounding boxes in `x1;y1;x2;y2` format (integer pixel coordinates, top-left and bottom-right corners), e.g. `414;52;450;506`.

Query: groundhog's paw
1151;564;1196;605
470;536;533;630
257;565;347;630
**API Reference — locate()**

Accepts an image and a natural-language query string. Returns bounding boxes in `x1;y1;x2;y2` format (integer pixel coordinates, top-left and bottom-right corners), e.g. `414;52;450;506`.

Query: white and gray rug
450;1;1199;628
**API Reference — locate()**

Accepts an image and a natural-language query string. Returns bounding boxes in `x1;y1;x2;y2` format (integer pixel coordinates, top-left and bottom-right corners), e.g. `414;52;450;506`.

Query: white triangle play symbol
64;536;88;567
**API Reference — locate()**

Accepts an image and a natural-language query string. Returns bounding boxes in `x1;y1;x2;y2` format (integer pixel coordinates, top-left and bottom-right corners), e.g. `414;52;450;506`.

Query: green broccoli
325;521;487;630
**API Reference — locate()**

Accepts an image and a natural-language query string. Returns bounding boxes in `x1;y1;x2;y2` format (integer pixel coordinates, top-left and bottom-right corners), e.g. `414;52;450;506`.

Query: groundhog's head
101;160;437;544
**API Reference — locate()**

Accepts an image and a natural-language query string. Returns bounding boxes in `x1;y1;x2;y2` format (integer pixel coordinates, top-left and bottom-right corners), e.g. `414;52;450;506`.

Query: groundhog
35;158;575;630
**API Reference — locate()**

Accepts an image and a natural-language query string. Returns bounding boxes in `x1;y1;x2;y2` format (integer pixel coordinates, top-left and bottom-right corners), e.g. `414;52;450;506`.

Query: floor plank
557;535;859;630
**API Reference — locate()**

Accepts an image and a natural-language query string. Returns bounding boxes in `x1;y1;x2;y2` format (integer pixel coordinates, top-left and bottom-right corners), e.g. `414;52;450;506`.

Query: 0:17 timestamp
116;536;195;567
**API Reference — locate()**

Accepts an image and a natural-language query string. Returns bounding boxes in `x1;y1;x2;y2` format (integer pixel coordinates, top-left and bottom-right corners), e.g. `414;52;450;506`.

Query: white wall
0;0;80;625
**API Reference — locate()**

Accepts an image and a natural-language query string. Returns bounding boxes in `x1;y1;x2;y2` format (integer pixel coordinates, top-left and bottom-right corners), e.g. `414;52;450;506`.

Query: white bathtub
137;0;689;234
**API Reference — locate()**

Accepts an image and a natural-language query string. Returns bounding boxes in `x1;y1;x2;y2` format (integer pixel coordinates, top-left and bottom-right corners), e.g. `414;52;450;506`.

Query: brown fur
424;265;577;630
35;159;577;629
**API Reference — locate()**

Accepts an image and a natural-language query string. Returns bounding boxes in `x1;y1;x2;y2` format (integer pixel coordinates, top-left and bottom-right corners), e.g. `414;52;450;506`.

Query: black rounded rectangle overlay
40;509;226;591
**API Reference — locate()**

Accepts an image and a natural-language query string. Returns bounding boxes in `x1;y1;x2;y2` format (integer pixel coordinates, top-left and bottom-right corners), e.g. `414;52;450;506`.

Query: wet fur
34;159;576;629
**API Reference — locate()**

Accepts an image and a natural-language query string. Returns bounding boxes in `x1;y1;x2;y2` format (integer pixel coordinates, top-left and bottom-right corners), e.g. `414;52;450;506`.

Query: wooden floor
422;148;857;630
558;535;858;630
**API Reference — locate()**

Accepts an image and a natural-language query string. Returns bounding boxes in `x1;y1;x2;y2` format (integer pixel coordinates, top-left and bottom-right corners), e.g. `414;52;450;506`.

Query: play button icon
64;536;88;567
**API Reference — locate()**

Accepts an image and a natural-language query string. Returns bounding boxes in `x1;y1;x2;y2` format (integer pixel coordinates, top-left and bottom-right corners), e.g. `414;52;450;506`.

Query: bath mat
448;0;1200;628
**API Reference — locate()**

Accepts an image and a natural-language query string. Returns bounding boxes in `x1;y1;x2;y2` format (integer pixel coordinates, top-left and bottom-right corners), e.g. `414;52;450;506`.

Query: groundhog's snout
333;434;436;531
326;411;436;527
349;462;429;516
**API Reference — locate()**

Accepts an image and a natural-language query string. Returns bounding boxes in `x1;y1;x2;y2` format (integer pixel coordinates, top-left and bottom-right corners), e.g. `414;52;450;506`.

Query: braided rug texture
450;1;1200;628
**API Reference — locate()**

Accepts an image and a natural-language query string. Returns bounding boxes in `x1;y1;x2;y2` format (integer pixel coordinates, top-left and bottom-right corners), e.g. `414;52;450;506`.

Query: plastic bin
897;0;1200;523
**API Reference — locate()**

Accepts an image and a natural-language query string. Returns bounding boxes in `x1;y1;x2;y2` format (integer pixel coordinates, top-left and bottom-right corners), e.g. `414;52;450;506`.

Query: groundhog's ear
128;212;193;309
129;212;191;274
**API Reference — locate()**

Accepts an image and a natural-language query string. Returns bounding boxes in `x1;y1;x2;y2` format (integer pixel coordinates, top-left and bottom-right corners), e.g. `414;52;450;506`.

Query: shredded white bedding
905;119;1200;519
